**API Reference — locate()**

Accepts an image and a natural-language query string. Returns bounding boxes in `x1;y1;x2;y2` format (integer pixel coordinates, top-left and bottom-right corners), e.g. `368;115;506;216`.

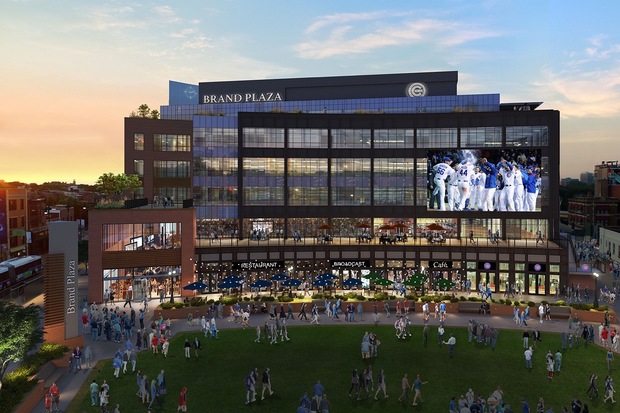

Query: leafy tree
0;302;43;391
78;240;89;273
95;173;142;199
130;104;159;119
560;181;594;210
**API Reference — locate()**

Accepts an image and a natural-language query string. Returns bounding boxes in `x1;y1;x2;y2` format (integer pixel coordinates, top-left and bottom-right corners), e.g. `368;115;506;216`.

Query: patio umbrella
363;271;383;280
379;224;395;231
271;273;290;282
317;224;334;230
250;279;271;288
317;272;337;280
426;223;446;231
374;278;393;287
183;281;208;291
436;278;456;289
342;277;363;287
218;280;241;289
222;274;244;282
411;272;428;282
393;223;409;229
282;278;302;287
354;223;372;229
403;279;422;287
313;278;333;287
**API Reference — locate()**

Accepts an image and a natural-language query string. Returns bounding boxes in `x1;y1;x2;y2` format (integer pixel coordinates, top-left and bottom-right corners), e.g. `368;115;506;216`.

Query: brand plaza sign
203;92;283;104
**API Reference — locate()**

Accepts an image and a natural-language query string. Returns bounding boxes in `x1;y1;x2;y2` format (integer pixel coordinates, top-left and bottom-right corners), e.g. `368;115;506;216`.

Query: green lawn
67;325;616;412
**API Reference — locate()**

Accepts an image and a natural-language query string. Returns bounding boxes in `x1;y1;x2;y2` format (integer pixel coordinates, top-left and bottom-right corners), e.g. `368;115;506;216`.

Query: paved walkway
24;276;619;412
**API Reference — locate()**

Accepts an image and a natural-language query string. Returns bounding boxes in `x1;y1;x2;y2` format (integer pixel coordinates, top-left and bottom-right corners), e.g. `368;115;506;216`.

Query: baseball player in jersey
513;164;525;211
498;161;516;211
524;167;538;211
470;167;485;210
447;164;460;211
432;157;453;211
456;162;474;211
479;158;498;212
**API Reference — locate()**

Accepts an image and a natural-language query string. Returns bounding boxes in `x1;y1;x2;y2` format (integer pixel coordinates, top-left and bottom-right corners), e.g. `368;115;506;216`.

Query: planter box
571;308;615;324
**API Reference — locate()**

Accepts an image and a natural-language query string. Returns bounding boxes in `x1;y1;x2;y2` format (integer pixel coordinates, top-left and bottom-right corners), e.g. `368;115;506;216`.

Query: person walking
178;386;188;411
319;394;331;413
398;373;410;402
603;375;616;403
586;373;599;399
524;346;533;371
411;374;428;406
184;338;191;358
374;369;388;400
298;302;308;320
261;367;274;400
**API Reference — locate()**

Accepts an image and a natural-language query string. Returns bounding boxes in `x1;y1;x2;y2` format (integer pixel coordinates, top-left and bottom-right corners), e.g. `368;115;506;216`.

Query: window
134;160;144;177
331;159;370;205
134;133;144;150
374;129;414;148
332;129;371;148
288;159;328;206
154;134;191;151
461;127;501;147
374;158;414;205
242;128;284;148
506;126;548;147
417;128;457;148
288;129;328;148
154;161;191;178
243;158;285;206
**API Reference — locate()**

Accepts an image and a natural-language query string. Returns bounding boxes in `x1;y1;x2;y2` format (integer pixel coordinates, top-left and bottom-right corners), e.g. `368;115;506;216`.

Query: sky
1;0;619;184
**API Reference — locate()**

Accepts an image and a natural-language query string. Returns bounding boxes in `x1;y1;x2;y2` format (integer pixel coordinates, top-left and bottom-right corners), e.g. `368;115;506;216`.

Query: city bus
0;255;43;294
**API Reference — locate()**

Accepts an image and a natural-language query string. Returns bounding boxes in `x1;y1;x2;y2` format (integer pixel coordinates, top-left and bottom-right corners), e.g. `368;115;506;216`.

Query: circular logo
406;82;428;97
483;262;491;270
534;264;542;272
581;264;590;272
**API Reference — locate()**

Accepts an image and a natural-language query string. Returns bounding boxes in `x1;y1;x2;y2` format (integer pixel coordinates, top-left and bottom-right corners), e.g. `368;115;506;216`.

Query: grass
67;324;617;412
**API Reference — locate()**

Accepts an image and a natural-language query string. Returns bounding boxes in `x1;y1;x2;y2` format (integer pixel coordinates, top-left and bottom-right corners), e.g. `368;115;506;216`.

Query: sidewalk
26;280;619;412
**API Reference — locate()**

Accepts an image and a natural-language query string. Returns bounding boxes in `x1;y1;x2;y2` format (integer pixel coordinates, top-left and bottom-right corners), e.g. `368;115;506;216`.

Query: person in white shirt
499;161;516;211
432;157;453;211
513;165;525;211
456;162;474;211
447;164;460;211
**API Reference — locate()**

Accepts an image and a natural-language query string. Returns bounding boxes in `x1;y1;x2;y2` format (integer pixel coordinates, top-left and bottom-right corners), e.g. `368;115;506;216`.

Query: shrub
356;294;366;301
260;296;275;302
243;296;251;302
160;302;174;310
505;299;512;306
527;301;535;307
373;292;389;301
449;297;459;303
189;297;204;307
311;293;323;299
278;296;294;303
220;296;238;305
555;300;566;306
173;302;185;309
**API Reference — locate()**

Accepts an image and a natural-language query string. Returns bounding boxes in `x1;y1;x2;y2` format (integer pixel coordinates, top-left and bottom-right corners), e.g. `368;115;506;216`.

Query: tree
130;104;159;119
0;302;43;390
95;173;142;199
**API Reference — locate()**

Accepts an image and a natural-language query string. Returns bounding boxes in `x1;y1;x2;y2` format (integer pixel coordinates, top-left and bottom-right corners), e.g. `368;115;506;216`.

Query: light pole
593;270;600;308
169;270;176;303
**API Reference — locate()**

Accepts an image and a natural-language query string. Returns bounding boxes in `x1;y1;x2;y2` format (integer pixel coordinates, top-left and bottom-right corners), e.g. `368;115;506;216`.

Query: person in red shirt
44;392;52;413
49;383;60;412
151;335;159;354
178;386;188;412
602;327;609;347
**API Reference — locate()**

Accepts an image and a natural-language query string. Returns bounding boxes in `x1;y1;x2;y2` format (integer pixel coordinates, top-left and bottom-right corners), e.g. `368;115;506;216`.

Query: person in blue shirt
313;379;324;406
479;158;498;211
522;398;530;413
524;167;538;211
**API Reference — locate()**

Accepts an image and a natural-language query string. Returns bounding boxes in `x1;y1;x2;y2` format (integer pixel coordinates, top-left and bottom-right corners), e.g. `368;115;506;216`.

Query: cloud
295;12;502;59
532;36;620;119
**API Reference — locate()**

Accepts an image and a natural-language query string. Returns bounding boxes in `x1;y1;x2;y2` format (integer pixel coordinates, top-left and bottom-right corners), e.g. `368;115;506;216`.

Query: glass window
374;129;414;148
154;161;191;178
134;133;144;150
417;128;457;148
242;127;284;148
243;158;285;206
154;134;191;151
374;158;414;205
331;159;371;205
288;159;328;206
332;129;371;148
288;129;328;148
193;158;238;177
461;127;501;147
133;160;144;177
506;126;548;147
194;128;238;147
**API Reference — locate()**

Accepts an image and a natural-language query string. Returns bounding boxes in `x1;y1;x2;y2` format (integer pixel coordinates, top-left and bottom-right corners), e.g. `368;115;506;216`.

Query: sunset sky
1;1;619;184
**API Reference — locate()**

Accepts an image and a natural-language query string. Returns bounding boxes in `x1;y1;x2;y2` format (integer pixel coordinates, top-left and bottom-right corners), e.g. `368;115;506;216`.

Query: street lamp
593;270;600;308
169;270;176;303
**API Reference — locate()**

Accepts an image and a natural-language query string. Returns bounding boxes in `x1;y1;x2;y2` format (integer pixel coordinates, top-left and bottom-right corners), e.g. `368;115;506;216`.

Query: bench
459;301;490;314
548;305;571;319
